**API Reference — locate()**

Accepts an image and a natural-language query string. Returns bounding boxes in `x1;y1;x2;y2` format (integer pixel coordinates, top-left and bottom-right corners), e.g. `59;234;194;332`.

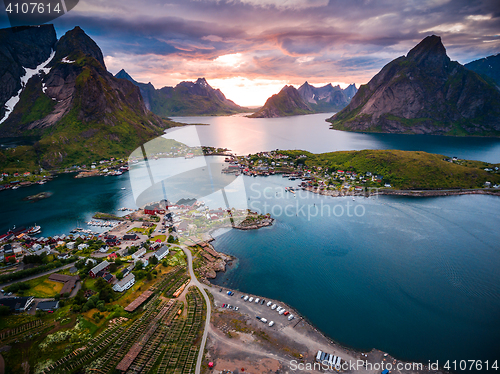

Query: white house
132;248;146;261
154;245;169;261
31;243;42;251
66;242;76;250
78;243;89;250
113;273;135;292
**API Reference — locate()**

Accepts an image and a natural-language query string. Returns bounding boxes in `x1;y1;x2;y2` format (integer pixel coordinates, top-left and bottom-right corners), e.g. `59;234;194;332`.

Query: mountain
0;25;175;170
248;85;313;118
114;71;246;116
328;35;500;136
297;82;357;112
465;53;500;88
0;25;57;122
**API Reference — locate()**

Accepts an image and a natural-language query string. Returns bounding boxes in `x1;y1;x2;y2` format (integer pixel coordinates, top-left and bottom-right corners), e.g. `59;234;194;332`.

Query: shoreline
301;185;500;198
207;267;446;374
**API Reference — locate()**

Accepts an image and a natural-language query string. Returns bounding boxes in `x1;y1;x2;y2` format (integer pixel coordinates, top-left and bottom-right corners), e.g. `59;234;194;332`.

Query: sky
1;0;500;106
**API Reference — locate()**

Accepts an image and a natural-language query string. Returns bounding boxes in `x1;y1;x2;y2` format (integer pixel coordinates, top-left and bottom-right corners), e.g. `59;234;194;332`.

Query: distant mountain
0;25;174;169
248;85;313;118
249;82;357;118
297;82;357;112
465;53;500;88
328;35;500;136
115;71;246;116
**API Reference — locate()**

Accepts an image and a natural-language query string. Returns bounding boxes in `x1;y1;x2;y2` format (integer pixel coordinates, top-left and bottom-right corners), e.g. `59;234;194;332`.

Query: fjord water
171;113;500;163
211;176;500;368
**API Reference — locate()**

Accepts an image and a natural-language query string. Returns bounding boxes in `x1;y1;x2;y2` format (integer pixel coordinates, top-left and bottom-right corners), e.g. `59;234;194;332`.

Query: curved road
175;244;212;374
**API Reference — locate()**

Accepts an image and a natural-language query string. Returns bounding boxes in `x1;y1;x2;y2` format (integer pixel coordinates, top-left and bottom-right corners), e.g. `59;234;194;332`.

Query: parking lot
211;287;300;332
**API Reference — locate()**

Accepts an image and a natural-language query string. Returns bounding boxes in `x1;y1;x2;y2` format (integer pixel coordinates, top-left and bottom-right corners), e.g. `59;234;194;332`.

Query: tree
116;272;124;280
135;261;144;271
146;272;152;281
8;257;16;264
0;305;10;316
150;256;158;265
167;235;175;243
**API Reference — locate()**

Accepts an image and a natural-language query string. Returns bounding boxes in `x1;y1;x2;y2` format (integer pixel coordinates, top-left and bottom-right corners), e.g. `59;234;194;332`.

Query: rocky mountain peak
407;35;450;70
52;26;105;68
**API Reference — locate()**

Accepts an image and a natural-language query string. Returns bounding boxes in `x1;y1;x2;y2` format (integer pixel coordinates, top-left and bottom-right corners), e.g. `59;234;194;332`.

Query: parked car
261;318;268;323
248;297;254;302
269;321;275;327
220;288;223;292
244;296;249;301
284;311;290;316
260;299;265;305
234;307;239;311
288;314;294;321
254;298;260;303
256;316;261;320
227;291;231;295
279;309;285;315
241;295;245;299
222;304;226;308
276;306;282;312
267;301;273;307
271;304;277;310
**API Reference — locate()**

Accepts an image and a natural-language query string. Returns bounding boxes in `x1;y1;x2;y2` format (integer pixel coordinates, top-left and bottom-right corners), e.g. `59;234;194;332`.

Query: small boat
121;187;126;190
28;225;41;234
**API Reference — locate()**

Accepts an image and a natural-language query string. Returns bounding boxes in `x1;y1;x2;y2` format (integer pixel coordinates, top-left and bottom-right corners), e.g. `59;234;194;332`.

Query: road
0;262;76;289
175;244;211;374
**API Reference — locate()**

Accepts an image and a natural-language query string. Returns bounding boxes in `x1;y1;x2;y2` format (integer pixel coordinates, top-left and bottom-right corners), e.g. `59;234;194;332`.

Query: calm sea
171;113;500;163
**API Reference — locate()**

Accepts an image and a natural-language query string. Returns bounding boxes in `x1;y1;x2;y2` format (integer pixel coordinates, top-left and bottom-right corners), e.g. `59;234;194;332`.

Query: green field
279;149;500;190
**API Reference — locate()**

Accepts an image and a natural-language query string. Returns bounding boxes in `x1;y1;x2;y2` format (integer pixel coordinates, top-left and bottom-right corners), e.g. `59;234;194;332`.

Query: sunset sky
1;0;500;106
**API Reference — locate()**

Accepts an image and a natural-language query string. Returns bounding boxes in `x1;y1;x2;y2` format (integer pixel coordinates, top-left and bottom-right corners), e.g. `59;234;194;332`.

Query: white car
255;298;260;303
279;309;285;315
261;318;268;323
244;296;249;301
267;301;273;307
288;314;294;321
276;306;282;312
248;297;254;302
269;321;275;327
271;304;277;310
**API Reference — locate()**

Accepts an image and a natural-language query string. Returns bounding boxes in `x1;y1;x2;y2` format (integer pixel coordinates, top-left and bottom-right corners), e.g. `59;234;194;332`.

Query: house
113;273;135;292
36;300;59;311
103;273;114;283
48;274;80;295
484;181;492;187
105;238;120;246
123;233;139;241
144;204;165;215
0;296;34;312
132;248;146;261
154;245;169;261
89;260;110;278
107;252;118;260
78;243;89;250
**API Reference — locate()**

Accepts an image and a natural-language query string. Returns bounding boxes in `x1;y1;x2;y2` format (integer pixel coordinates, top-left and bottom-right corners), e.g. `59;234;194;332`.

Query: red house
144;205;165;215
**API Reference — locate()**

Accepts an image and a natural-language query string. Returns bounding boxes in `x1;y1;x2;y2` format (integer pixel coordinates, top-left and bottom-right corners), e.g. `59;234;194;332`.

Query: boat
185;153;194;159
121;187;126;190
28;225;41;235
12;185;19;189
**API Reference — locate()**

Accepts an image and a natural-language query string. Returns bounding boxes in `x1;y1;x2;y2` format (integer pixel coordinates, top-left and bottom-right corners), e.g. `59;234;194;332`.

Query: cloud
1;0;497;104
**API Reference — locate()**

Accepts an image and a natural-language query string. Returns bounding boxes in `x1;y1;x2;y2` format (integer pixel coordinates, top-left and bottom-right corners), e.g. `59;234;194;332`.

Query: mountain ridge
249;82;357;118
114;71;247;116
0;25;176;170
328;35;500;136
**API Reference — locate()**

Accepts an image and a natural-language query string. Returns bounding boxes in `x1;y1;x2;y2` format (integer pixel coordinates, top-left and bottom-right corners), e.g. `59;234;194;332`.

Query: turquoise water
0;173;135;236
211;175;500;369
171;113;500;163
